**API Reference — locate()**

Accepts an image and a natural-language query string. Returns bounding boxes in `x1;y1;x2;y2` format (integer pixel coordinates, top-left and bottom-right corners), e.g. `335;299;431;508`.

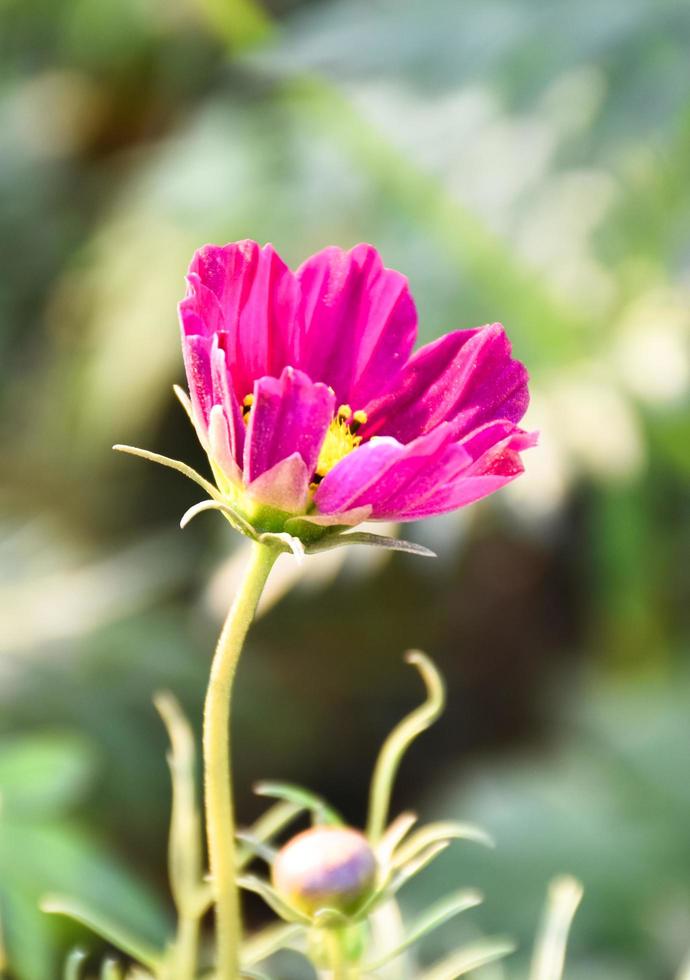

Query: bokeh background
2;0;690;977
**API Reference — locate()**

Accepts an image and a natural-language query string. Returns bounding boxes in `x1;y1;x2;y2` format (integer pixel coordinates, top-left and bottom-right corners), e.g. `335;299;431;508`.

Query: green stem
324;929;349;980
203;541;279;979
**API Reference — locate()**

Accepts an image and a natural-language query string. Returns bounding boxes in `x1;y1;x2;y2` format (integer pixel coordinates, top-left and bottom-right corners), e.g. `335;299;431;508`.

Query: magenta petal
396;422;539;520
296;244;417;408
246;453;310;514
314;425;472;520
244;367;335;483
181;333;213;430
363;323;529;443
181;242;301;399
208;405;241;484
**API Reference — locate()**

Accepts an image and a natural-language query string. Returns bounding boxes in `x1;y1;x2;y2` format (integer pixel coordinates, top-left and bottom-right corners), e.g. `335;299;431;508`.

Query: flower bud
272;826;378;917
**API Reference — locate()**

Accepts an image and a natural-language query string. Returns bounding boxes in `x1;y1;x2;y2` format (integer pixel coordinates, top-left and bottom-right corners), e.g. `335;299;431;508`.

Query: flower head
178;241;535;544
272;826;377;917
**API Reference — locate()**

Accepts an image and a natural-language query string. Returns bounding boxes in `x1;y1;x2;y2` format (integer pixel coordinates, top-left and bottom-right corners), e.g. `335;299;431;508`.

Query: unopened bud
272;826;377;917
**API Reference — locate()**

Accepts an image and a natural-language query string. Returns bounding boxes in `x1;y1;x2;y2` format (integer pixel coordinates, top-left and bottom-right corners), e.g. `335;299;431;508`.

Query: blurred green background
1;0;690;976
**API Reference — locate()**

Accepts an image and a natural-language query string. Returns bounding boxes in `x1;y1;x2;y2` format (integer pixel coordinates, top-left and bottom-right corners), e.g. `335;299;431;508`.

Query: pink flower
178;241;536;538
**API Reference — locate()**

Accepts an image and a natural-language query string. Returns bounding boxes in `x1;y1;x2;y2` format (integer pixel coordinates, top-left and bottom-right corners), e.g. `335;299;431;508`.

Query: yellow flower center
315;404;368;480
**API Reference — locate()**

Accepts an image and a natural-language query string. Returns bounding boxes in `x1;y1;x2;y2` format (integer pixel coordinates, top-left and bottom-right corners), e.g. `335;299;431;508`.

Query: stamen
337;403;352;421
242;393;254;421
350;409;368;433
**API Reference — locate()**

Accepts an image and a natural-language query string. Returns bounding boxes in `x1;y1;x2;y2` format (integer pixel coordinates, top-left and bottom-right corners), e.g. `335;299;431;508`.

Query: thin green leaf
100;959;123;980
305;532;436;558
180;498;257;539
113;445;220;501
242;922;304;967
254;781;343;826
64;947;89;980
367;652;446;842
529;876;583;980
237;876;310;925
235;831;278;865
41;895;162;971
388;841;449;895
392;821;493;869
154;692;203;913
419;938;516;980
237;800;304;871
377;811;418;866
364;889;483;971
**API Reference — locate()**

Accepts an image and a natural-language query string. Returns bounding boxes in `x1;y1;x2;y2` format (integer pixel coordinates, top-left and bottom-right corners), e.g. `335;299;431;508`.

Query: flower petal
363;323;529;443
246;453;311;514
315;420;536;522
180;241;301;400
244;367;335;483
296;244;417;408
314;425;471;520
396;422;539;520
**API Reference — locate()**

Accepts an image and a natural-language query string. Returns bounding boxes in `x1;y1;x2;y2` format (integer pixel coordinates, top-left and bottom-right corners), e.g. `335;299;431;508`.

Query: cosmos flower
175;241;535;543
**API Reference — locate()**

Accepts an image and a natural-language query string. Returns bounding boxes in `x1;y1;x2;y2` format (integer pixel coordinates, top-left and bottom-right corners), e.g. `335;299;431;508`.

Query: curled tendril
366;651;446;843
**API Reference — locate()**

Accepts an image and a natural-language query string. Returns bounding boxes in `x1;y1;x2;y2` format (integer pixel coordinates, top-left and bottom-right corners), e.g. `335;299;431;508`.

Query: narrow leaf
113;445;220;501
64;948;89;980
100;959;124;980
254;781;343;826
392;821;493;869
237;800;304;871
419;938;516;980
377;811;418;866
530;876;583;980
235;831;278;865
41;895;162;970
242;922;304;967
389;841;449;895
258;531;305;561
364;889;483;970
367;652;445;842
305;532;436;558
180;498;256;539
237;876;310;925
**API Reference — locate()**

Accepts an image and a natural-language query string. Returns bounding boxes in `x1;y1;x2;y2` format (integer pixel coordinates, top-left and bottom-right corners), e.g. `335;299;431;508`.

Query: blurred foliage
1;0;689;975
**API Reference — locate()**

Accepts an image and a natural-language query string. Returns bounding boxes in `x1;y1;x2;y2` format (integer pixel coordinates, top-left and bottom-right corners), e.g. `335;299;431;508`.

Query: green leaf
41;895;162;971
112;445;220;501
64;948;89;980
99;959;124;980
367;652;446;842
419;938;516;980
363;889;483;970
254;781;343;826
241;922;304;967
237;800;305;871
237;875;311;925
388;841;450;895
377;811;418;866
392;820;494;869
529;876;583;980
235;830;278;865
304;532;436;559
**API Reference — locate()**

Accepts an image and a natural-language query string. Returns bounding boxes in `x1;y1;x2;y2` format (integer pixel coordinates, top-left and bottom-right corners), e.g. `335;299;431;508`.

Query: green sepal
241;922;304;968
419;937;516;980
237;875;311;925
363;889;483;971
253;781;343;826
304;531;436;558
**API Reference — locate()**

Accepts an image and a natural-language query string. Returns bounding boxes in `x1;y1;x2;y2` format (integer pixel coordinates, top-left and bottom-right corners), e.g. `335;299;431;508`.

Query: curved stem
203;541;279;979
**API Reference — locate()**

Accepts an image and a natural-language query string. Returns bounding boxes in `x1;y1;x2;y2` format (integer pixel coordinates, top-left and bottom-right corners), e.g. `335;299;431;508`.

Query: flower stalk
203;539;280;979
